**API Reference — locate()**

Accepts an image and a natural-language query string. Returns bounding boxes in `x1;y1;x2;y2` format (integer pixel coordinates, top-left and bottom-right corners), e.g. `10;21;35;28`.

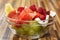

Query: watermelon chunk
18;8;36;21
18;9;32;21
8;10;16;18
24;8;33;13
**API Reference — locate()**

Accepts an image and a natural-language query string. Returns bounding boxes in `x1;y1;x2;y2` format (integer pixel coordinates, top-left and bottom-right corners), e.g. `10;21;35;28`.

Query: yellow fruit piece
5;3;13;16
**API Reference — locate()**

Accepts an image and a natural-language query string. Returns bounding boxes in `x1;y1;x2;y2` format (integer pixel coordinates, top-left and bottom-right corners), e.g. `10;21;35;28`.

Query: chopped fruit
20;13;32;20
5;3;13;16
37;7;46;16
8;10;16;18
47;11;50;15
43;8;46;15
29;4;37;11
13;24;22;28
18;10;32;20
29;21;42;33
7;10;20;25
17;7;24;12
34;13;46;20
18;8;36;21
24;8;33;13
29;12;37;19
35;17;48;27
6;4;56;36
8;18;18;23
37;7;43;14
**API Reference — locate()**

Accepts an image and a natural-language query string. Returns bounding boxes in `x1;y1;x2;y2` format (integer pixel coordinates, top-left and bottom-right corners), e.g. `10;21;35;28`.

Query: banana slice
5;3;14;16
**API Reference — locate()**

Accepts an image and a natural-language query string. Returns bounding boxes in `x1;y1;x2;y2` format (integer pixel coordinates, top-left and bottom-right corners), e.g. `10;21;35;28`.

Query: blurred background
0;0;60;10
0;0;60;9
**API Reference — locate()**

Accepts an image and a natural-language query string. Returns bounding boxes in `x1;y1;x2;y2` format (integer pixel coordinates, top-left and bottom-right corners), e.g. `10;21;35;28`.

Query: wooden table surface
0;0;60;40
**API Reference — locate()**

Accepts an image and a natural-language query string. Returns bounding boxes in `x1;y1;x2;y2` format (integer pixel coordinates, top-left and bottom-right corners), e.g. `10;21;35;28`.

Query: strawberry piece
37;7;46;15
42;8;46;16
29;4;37;11
39;15;46;20
37;7;43;14
46;11;50;15
8;10;16;18
37;7;47;19
17;7;24;12
34;13;46;20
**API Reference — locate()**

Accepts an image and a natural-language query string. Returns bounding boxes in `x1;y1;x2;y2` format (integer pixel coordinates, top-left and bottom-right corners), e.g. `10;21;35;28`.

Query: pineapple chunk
5;3;13;16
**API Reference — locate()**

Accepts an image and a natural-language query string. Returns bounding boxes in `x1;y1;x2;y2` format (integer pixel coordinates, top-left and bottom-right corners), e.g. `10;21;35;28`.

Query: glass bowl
6;16;55;40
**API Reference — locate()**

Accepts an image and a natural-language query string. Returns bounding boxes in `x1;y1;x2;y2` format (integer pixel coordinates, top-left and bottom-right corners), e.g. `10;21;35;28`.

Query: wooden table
0;0;60;40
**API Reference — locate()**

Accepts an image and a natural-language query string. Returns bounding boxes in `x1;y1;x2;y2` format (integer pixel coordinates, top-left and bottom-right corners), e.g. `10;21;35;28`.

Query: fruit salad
5;3;56;37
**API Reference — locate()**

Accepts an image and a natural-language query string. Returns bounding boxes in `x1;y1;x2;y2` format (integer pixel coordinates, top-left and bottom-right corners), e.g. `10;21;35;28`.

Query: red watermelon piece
8;10;16;18
18;9;32;21
18;8;36;21
24;8;33;13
